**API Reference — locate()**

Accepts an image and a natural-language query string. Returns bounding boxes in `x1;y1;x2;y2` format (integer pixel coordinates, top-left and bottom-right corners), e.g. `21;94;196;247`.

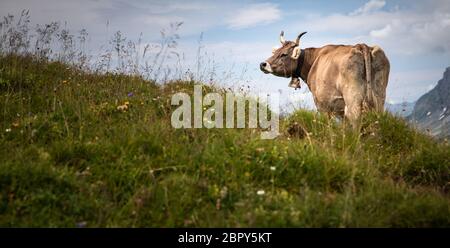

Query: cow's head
260;31;307;77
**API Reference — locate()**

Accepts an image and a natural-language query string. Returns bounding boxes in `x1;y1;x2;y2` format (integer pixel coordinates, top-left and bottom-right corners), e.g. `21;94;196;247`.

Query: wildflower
124;101;130;105
62;80;68;84
117;104;128;111
5;128;11;132
39;150;50;160
256;147;264;153
12;122;19;127
220;186;228;199
270;166;276;171
127;92;134;97
280;190;289;199
257;190;265;196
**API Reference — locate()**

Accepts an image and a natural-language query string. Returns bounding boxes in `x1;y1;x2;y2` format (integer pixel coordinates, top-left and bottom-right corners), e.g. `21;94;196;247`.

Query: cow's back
308;44;364;89
307;44;389;114
307;45;363;113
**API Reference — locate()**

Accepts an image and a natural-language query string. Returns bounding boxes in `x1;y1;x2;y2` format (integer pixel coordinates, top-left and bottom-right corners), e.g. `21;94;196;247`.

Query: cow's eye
280;53;288;57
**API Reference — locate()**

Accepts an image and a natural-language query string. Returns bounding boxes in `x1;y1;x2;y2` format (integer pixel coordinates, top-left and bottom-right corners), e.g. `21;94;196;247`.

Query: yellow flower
117;104;128;111
124;101;130;105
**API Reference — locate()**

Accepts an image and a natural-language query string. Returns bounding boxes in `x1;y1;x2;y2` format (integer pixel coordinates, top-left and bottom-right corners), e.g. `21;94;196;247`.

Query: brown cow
260;31;390;127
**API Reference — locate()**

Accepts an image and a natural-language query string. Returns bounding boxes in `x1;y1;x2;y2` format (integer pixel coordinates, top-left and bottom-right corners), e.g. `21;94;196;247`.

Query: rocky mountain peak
407;67;450;139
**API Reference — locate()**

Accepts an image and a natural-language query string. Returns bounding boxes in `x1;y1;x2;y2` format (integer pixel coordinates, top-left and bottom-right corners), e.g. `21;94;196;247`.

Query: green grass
0;55;449;227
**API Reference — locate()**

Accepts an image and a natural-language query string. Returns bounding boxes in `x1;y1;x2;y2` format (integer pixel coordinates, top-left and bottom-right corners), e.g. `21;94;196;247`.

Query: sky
1;0;450;110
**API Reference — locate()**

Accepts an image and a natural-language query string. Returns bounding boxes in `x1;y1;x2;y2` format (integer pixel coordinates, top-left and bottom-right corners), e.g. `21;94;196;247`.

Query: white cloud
0;0;232;42
299;0;450;56
204;41;272;62
226;3;281;30
286;0;450;105
301;12;391;34
350;0;386;15
167;2;215;12
370;24;391;38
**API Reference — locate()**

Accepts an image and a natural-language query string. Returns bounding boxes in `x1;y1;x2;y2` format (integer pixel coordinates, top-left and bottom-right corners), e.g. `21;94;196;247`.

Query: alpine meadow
0;9;449;228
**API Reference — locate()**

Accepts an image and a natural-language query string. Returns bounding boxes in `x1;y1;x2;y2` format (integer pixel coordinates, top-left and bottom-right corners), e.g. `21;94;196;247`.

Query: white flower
257;190;265;196
270;166;276;171
5;128;11;132
220;186;228;198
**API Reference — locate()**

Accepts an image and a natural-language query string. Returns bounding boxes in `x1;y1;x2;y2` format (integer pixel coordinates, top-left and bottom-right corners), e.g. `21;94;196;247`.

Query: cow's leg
342;85;364;129
341;49;366;129
344;100;362;129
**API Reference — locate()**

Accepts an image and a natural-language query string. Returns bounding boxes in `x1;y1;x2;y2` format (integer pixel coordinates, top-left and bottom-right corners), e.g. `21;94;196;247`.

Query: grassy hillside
0;55;449;227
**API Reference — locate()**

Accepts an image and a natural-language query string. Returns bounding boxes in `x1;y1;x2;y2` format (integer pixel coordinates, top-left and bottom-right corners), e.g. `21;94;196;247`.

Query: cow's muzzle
260;62;272;74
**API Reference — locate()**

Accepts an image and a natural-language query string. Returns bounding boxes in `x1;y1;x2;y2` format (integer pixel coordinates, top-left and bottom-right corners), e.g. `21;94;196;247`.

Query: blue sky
2;0;450;110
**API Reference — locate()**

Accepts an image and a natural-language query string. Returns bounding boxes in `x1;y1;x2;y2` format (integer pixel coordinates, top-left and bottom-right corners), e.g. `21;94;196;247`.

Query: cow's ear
291;46;300;59
272;46;278;54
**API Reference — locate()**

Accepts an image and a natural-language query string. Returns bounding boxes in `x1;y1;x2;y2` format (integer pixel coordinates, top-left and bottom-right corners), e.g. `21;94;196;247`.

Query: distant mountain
385;101;415;117
407;67;450;139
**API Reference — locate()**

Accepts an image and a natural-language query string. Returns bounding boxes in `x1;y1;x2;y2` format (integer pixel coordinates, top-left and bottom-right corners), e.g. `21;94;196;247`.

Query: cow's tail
361;45;380;112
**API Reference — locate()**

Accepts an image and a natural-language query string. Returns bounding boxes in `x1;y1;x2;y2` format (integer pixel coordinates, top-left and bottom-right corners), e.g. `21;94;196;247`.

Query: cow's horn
295;32;307;45
280;31;286;44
